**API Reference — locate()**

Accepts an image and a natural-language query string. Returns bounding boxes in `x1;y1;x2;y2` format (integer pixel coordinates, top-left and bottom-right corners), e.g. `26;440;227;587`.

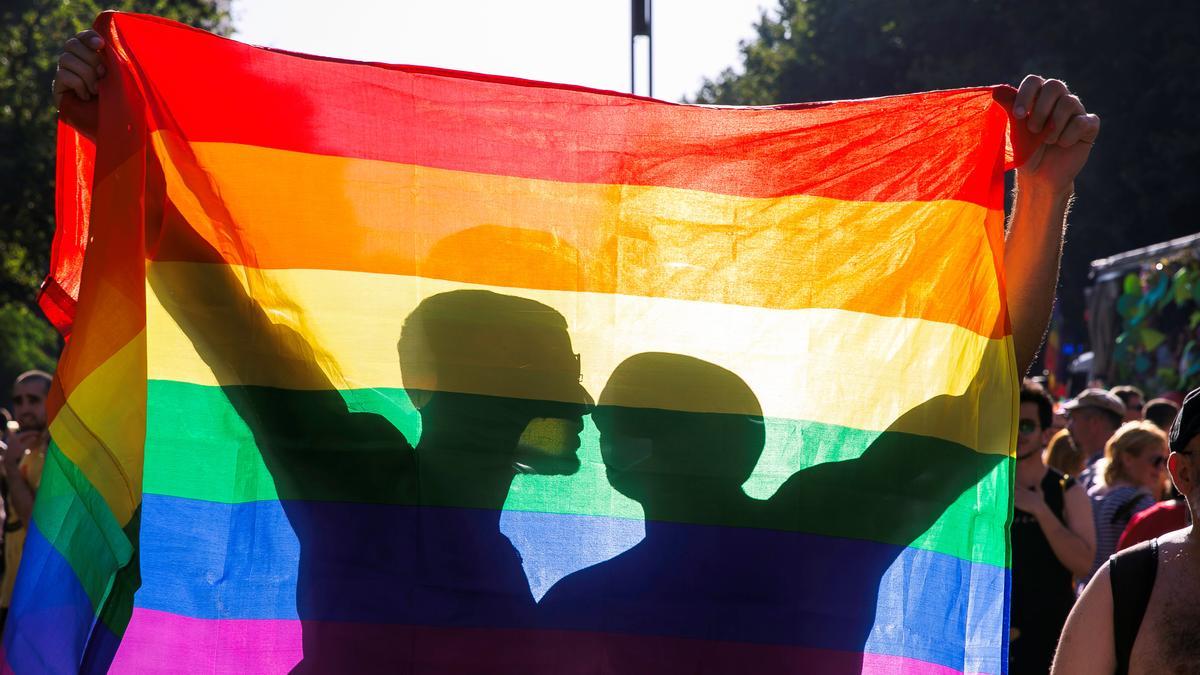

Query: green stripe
30;444;134;625
92;507;141;640
144;380;1011;566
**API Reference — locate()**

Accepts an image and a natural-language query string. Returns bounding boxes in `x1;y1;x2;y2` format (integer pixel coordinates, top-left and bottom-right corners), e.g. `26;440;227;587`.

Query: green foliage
0;302;58;376
0;0;229;395
1112;258;1200;394
693;1;1200;349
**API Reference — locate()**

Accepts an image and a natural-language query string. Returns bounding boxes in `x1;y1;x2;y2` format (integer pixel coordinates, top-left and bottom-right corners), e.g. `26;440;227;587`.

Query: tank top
1009;469;1076;675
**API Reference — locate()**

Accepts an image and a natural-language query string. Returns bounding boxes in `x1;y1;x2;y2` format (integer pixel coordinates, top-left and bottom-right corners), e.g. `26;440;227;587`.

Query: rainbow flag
7;12;1033;674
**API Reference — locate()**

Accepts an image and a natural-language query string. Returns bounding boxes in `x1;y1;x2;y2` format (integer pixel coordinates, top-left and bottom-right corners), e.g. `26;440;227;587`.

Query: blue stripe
135;493;1004;671
3;522;94;674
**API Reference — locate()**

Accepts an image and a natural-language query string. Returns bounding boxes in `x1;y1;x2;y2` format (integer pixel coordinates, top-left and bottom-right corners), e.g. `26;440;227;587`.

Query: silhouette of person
539;352;1005;674
150;223;591;671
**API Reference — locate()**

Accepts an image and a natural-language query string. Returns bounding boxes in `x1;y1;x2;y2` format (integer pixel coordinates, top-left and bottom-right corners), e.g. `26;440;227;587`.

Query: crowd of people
1013;380;1199;673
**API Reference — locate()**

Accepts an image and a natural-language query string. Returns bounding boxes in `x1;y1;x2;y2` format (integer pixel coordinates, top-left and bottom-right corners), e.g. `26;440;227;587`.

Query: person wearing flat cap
1053;387;1200;674
1065;388;1126;490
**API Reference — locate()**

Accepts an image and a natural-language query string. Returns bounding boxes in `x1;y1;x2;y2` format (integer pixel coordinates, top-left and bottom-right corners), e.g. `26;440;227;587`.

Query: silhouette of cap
1169;387;1200;455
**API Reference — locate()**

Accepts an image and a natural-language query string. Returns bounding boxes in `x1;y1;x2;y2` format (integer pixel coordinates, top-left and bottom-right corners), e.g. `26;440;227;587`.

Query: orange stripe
148;135;1008;338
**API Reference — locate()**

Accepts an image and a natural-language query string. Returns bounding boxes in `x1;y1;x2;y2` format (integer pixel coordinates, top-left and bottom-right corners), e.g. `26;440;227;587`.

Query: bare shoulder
1131;528;1200;674
1052;563;1115;674
1154;525;1192;547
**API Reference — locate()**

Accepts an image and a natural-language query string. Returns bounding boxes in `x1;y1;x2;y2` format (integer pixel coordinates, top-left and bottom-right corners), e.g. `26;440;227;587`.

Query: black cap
1169;387;1200;454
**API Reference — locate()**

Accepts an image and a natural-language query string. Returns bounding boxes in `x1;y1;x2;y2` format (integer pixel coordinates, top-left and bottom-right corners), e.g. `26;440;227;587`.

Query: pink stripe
113;608;966;674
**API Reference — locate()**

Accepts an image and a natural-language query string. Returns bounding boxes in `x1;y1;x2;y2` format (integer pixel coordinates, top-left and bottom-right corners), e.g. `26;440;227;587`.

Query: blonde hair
1044;429;1084;477
1101;421;1168;488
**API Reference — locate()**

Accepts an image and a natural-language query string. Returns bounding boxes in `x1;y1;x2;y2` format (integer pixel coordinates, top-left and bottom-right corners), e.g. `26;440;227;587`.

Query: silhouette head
398;289;591;475
594;353;765;502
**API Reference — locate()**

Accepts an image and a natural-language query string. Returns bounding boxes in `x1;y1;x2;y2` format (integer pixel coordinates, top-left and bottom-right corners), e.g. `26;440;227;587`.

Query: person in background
1116;401;1189;549
0;371;52;630
1053;387;1200;674
1045;428;1085;478
1142;397;1179;432
1065;389;1126;489
1083;421;1168;582
1116;491;1189;552
1010;381;1095;674
1110;385;1144;423
1050;404;1069;435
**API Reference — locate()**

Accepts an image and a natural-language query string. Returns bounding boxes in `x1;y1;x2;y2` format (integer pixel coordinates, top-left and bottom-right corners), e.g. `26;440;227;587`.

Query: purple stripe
133;494;1005;671
114;608;969;674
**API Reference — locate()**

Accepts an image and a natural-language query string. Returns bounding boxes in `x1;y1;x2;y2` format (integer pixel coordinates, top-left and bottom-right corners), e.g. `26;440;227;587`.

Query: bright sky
231;0;775;103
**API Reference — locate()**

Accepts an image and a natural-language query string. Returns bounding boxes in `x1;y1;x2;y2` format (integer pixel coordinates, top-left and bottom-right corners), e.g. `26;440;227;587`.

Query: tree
0;0;230;398
694;1;1200;357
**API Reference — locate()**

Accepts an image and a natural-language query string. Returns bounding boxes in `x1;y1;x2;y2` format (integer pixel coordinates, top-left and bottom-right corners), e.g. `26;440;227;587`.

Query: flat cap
1062;388;1126;419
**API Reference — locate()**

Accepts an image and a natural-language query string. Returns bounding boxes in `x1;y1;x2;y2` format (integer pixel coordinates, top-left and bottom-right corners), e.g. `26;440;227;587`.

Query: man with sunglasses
1011;380;1096;674
1054;387;1200;673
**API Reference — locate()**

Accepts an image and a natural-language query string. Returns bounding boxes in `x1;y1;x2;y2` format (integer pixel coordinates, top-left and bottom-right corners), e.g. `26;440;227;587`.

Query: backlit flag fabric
7;12;1035;674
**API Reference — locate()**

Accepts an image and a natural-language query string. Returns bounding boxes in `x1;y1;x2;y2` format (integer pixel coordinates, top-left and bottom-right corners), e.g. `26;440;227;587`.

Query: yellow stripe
146;262;1015;455
48;332;146;524
149;134;1008;338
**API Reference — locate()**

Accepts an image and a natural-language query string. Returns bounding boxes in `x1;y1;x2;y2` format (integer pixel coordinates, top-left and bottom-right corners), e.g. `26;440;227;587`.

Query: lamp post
631;0;652;97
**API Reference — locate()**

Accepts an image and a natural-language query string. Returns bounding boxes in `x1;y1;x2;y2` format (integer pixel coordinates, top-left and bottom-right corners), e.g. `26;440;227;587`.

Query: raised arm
1005;75;1100;375
148;256;411;500
55;33;411;497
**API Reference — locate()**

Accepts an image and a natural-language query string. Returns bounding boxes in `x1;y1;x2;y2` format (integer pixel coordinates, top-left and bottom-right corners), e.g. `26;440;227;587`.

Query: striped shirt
1086;484;1156;581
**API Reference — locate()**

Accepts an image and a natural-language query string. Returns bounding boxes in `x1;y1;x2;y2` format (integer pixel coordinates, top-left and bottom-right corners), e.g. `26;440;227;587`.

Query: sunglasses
1017;420;1039;436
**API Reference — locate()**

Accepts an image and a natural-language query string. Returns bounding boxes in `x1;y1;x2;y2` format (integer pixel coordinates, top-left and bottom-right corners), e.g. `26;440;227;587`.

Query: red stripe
48;19;152;418
101;12;1023;207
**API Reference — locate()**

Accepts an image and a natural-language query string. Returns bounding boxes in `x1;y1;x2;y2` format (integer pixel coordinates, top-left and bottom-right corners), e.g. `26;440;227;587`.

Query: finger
65;32;107;79
1013;74;1045;120
52;69;88;104
1044;95;1085;145
64;36;102;68
58;52;99;94
76;29;105;51
1055;113;1100;148
1028;79;1068;133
